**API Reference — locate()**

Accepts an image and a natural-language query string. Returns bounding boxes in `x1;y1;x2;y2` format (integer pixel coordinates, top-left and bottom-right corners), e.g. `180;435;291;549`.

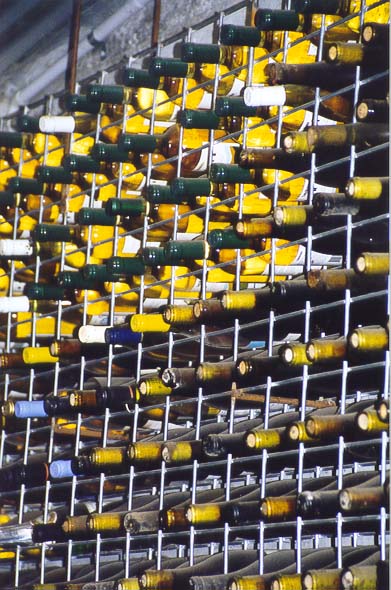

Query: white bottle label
196;92;213;110
192;140;236;173
226;77;246;97
88;314;129;326
298;110;338;132
149;178;169;186
313;182;338;194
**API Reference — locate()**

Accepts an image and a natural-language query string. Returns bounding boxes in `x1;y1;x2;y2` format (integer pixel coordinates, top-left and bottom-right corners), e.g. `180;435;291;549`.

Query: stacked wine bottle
0;0;388;588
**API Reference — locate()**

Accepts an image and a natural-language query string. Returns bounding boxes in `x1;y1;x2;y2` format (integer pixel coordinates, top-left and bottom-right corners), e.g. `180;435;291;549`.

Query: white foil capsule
39;115;76;134
244;85;287;107
78;325;108;344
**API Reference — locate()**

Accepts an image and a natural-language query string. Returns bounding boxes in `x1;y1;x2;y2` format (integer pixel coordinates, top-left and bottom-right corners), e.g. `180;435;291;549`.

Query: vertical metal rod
152;0;161;48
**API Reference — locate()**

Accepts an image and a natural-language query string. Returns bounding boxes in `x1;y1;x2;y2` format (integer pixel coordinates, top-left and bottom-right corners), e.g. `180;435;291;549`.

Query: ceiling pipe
3;0;152;116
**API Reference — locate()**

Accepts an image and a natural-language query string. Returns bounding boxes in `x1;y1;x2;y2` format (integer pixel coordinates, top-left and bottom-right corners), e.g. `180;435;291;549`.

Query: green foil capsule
57;270;99;290
106;256;146;278
64;94;101;114
164;240;207;262
122;68;161;89
0;131;24;148
177;109;220;129
144;184;178;204
207;228;252;250
0;191;15;208
87;84;126;104
141;247;167;266
8;177;44;195
62;154;101;173
149;57;190;78
90;143;131;163
105;198;147;217
292;0;341;14
215;97;258;117
35;166;73;184
254;9;301;31
15;115;41;133
76;208;117;226
170;177;211;199
119;133;159;153
82;264;110;283
32;223;73;242
25;283;67;301
181;42;222;64
220;24;262;46
209;163;252;184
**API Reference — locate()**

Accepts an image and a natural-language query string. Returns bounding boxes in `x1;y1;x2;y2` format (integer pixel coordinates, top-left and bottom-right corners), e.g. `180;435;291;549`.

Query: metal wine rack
0;0;389;588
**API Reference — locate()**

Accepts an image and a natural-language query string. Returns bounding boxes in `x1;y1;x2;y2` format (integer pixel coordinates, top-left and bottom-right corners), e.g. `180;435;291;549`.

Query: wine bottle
230;547;374;590
348;325;389;353
133;123;240;181
341;564;379;590
0;461;49;492
292;0;389;30
356;408;388;435
355;252;389;276
374;398;388;423
243;83;352;123
326;41;388;67
254;7;359;42
139;549;262;590
306;268;386;297
356;98;389;123
304;404;375;441
362;22;389;47
86;82;178;124
339;482;386;515
266;62;389;97
283;123;389;153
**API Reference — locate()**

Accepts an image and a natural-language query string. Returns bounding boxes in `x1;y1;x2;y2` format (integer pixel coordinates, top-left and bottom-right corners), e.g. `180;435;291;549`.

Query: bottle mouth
339;489;351;511
327;45;338;62
281;346;294;364
246;432;257;448
356;101;369;121
306;344;316;362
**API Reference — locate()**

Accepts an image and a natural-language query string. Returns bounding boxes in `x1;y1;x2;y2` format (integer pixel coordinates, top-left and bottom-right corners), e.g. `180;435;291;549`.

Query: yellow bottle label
15;312;76;339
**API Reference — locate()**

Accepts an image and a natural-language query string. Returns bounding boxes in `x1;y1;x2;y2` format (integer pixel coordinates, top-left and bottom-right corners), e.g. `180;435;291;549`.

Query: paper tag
313;182;338;194
212;142;236;165
89;314;129;326
121;235;141;254
311;252;342;266
197;92;213;109
226;77;245;97
317;114;338;126
298;110;314;131
149;178;168;186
